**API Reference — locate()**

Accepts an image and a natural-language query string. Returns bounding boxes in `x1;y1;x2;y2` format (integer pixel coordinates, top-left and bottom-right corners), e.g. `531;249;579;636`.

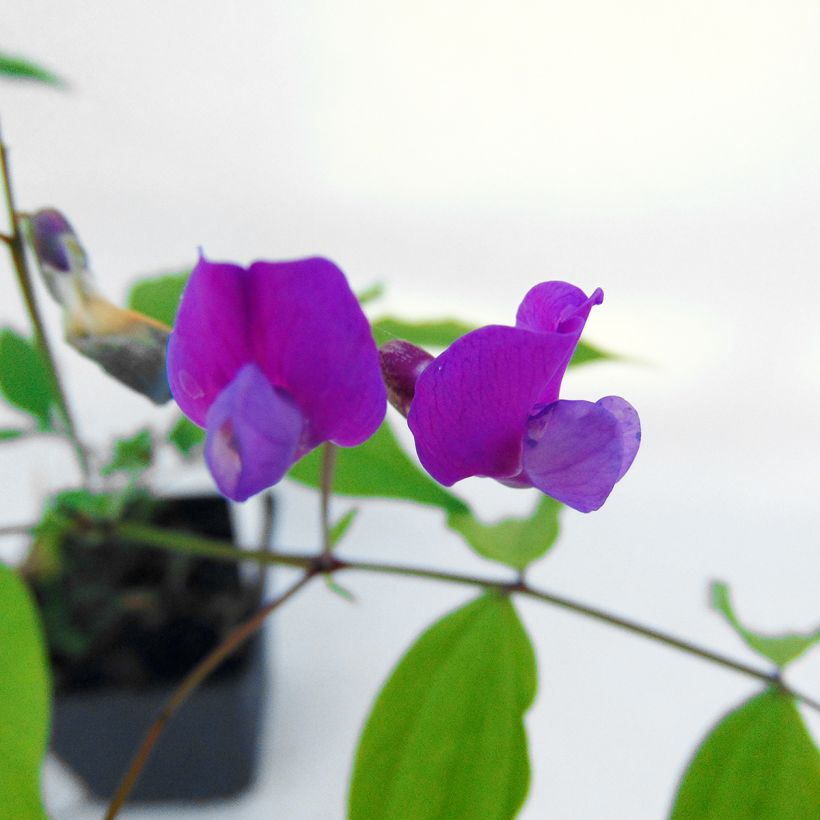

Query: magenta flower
168;255;386;501
397;282;640;512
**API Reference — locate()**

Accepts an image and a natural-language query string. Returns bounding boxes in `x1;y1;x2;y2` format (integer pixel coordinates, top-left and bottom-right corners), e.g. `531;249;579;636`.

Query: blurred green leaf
447;496;561;570
357;283;385;305
127;270;190;327
102;428;153;476
329;508;359;548
711;581;820;668
288;421;469;514
0;329;56;430
671;689;820;819
349;593;537;820
0;52;62;86
371;316;613;369
569;339;611;367
168;415;205;457
0;429;25;441
0;564;51;818
371;317;475;349
324;575;357;603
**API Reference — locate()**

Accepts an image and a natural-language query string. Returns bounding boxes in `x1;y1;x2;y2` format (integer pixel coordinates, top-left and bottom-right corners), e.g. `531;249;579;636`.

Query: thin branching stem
111;521;820;715
0;130;90;479
104;569;317;819
320;442;338;554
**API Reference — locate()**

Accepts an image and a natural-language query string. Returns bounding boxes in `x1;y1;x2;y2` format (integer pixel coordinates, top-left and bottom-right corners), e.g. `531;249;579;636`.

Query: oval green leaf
671;689;820;819
126;270;190;327
288;421;469;514
711;581;820;668
0;564;51;818
0;328;56;430
447;496;562;570
349;593;537;820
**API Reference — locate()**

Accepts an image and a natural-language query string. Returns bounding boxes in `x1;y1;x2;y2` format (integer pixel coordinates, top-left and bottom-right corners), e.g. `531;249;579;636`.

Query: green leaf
671;689;820;819
126;270;190;327
324;575;357;603
447;496;562;570
371;316;475;349
0;564;51;818
102;428;154;476
288;421;469;514
0;329;56;430
168;415;205;457
330;508;359;548
711;582;820;668
0;429;25;441
569;339;611;367
357;283;385;305
0;52;63;86
349;593;537;820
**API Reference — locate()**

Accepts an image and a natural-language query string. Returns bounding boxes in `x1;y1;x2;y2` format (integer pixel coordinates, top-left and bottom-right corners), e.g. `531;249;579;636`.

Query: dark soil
31;496;263;692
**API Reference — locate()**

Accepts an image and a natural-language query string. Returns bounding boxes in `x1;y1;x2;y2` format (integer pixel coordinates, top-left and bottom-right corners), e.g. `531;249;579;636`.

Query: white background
2;2;819;818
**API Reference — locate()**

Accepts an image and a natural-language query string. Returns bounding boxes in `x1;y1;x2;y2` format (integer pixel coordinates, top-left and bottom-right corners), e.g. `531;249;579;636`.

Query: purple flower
392;282;640;512
167;255;386;501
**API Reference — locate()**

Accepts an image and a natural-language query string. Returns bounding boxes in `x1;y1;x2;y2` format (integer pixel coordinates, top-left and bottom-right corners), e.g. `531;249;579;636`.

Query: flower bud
379;340;434;417
26;208;90;303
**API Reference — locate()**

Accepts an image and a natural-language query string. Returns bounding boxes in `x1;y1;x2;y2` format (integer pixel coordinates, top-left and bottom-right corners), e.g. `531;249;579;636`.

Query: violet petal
204;364;304;502
516;282;604;404
247;257;386;451
167;255;252;426
408;325;580;485
522;399;625;512
596;395;641;480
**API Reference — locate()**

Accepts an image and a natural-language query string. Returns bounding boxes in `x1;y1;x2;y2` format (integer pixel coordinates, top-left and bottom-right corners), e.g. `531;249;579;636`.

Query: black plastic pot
44;495;271;801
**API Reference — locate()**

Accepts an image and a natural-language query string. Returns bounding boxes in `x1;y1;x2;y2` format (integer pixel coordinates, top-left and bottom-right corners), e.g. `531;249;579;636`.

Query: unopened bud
379;340;434;417
26;208;91;303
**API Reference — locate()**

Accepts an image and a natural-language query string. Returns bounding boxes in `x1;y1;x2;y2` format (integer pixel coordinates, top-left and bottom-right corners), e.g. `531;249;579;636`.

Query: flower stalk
111;520;820;715
0;129;90;478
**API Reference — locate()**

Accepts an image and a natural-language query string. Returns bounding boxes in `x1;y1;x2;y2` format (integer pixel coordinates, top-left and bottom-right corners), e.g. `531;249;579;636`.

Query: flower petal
515;281;604;334
167;255;252;425
522;399;625;512
204;364;303;501
247;258;386;450
596;395;641;480
408;326;578;485
515;282;604;404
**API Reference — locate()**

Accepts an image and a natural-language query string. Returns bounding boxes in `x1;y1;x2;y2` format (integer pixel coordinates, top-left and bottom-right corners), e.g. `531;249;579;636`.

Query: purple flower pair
169;257;639;510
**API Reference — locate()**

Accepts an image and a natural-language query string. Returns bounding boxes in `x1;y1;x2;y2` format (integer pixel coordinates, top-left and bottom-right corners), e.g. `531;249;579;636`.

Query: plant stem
320;442;337;554
0;130;90;479
104;569;316;820
110;521;820;714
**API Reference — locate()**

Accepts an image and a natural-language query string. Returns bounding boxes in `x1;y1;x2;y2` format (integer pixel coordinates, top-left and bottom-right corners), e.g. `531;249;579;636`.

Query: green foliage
0;52;62;86
569;340;610;367
288;421;469;514
0;429;25;441
447;496;562;570
168;415;205;456
329;508;359;548
127;270;190;327
356;283;385;305
0;329;56;430
349;593;537;820
102;428;154;476
711;582;820;668
0;564;51;819
371;317;476;349
371;316;612;374
671;689;820;819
